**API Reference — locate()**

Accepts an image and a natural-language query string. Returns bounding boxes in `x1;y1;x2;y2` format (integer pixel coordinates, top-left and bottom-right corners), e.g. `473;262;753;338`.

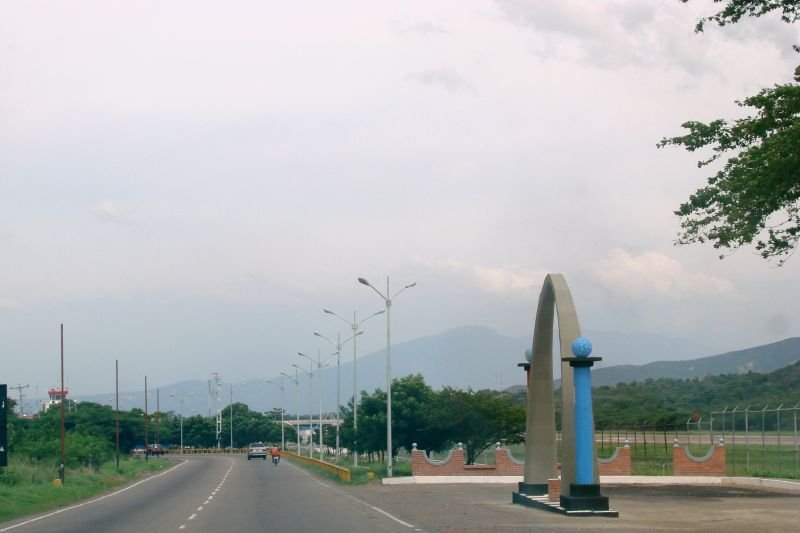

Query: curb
382;475;800;493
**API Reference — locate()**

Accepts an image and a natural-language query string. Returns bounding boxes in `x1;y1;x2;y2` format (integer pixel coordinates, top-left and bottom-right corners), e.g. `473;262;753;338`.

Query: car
247;442;267;460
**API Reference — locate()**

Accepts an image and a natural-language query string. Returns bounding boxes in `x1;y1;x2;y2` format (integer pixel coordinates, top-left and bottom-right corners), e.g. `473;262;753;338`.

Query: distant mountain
72;326;736;414
589;337;800;388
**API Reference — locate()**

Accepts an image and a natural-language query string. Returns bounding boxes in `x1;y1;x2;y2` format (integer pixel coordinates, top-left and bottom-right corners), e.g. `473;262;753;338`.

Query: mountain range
71;326;799;415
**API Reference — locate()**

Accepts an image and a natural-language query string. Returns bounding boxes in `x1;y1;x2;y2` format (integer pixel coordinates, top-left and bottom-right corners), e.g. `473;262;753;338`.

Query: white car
247;442;267;460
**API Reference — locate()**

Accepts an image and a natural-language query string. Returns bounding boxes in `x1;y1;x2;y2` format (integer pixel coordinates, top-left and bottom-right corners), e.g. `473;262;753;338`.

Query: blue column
574;364;593;484
570;336;595;485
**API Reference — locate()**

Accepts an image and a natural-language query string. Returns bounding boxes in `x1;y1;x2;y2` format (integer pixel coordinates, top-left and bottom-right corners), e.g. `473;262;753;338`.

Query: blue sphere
524;348;532;362
571;337;592;358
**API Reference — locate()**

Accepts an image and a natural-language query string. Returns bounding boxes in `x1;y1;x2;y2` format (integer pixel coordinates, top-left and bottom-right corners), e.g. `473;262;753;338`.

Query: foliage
660;0;800;264
339;374;524;464
433;388;526;465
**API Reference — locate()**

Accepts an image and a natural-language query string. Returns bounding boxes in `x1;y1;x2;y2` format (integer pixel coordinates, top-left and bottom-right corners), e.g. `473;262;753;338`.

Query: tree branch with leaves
660;0;800;265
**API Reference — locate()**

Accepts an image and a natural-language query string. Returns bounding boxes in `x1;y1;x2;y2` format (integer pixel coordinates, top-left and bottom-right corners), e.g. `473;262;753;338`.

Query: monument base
559;483;610;512
517;482;547;495
513;489;618;517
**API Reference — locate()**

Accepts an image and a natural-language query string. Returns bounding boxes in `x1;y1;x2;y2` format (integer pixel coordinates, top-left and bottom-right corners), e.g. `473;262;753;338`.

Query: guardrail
156;448;248;455
283;450;351;482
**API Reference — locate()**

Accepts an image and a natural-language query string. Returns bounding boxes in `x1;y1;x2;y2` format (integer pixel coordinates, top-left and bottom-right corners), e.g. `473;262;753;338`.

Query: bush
0;468;22;486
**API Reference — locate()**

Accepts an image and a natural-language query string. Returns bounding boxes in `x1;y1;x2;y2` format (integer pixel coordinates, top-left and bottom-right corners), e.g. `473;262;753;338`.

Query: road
2;455;800;532
0;456;418;533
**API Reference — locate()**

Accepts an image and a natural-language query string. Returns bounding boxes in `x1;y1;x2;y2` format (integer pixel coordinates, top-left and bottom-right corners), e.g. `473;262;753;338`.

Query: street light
230;382;245;450
168;392;194;454
281;371;300;453
266;378;285;451
298;350;333;460
322;307;384;466
313;329;363;460
358;276;416;477
293;360;314;458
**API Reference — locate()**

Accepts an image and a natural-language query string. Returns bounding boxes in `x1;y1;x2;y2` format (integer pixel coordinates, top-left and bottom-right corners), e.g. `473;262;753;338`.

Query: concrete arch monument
520;273;599;496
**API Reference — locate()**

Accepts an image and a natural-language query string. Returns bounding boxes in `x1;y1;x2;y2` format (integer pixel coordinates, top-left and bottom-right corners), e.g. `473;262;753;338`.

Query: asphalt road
3;456;800;532
0;456;419;533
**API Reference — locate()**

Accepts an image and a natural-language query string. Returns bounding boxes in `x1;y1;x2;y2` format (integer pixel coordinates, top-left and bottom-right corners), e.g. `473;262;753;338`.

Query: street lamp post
299;351;332;460
281;371;299;453
314;329;364;460
293;360;313;458
322;307;384;466
266;378;285;451
169;392;193;455
358;276;416;477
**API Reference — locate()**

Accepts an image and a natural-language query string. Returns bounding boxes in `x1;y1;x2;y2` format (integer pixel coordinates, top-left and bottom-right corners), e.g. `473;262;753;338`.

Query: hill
589;337;800;387
72;328;797;415
505;360;800;427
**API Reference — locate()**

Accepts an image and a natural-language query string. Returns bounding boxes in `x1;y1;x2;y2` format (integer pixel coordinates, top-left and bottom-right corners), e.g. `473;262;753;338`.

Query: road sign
1;384;8;467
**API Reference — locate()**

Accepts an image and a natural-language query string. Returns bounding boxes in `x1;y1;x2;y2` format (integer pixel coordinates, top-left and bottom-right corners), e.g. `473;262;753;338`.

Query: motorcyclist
271;445;281;465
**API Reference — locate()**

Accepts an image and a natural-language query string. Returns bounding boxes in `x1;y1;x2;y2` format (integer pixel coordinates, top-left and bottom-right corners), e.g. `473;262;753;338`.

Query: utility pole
156;388;160;445
9;384;29;416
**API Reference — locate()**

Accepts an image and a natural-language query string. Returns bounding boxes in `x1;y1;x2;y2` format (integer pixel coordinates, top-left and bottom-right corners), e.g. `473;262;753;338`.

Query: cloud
406;68;473;93
92;199;125;222
416;257;546;297
590;248;739;301
398;21;448;36
491;0;788;76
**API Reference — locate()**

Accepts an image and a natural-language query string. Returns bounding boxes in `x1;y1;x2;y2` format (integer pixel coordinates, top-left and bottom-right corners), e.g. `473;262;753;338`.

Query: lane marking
179;457;235;527
286;461;420;531
0;461;187;532
178;525;186;530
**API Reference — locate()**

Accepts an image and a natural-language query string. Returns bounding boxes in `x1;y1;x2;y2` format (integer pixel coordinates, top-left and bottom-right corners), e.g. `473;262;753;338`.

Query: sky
2;0;799;398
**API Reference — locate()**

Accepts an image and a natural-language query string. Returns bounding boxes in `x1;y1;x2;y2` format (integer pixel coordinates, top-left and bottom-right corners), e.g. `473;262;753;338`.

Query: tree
434;388;525;465
659;1;800;265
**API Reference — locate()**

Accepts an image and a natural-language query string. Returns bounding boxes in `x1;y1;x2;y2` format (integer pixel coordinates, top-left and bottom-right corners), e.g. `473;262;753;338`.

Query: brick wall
672;442;726;476
598;446;631;475
548;478;560;501
411;446;524;476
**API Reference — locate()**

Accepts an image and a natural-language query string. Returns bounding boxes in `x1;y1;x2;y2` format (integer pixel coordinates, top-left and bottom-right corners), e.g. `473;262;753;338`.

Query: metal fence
595;403;800;477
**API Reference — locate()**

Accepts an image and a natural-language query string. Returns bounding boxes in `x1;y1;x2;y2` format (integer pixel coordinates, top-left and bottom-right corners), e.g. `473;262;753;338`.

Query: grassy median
0;457;171;524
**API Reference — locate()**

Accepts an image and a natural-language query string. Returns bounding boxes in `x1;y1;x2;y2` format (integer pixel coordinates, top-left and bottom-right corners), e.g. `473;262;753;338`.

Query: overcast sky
2;0;799;397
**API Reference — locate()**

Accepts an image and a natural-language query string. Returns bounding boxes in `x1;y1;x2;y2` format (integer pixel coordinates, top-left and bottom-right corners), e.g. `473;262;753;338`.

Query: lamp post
314;329;364;460
299;351;332;460
322;307;384;466
293;361;313;458
358;276;416;477
266;378;285;451
228;382;245;450
169;392;193;454
281;371;299;453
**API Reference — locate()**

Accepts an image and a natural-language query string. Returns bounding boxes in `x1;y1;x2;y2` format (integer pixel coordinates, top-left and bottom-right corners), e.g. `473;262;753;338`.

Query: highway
3;455;800;532
0;456;421;533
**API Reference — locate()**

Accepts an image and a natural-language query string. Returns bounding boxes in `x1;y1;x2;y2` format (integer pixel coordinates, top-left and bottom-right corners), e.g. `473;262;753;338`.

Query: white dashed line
188;514;197;520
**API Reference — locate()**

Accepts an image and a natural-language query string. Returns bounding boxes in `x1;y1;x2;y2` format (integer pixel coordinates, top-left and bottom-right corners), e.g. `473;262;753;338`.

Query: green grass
0;456;171;524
